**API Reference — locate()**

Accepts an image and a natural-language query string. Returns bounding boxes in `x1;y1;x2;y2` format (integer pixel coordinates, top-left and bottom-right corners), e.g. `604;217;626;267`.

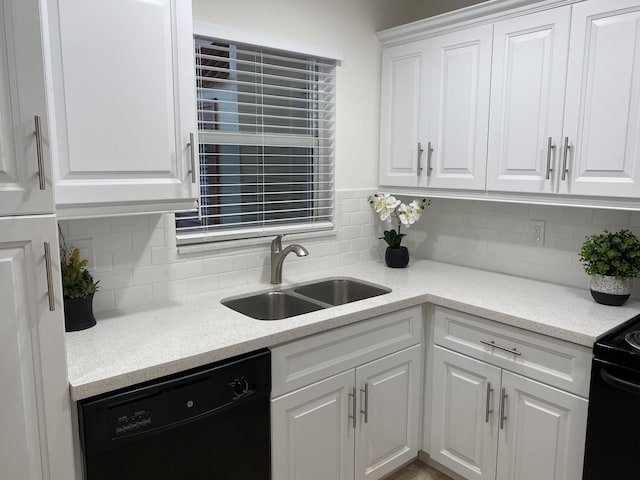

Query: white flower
397;199;426;226
370;193;401;221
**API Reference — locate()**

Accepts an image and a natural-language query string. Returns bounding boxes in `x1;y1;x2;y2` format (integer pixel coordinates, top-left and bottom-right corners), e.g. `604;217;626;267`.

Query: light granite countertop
65;259;640;400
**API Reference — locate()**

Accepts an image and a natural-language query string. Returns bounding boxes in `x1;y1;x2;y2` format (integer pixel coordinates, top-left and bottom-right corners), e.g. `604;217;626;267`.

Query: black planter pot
385;246;409;268
64;294;96;332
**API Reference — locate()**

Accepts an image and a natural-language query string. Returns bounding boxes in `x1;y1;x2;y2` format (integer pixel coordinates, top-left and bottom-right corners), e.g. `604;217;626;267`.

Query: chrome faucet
270;235;308;284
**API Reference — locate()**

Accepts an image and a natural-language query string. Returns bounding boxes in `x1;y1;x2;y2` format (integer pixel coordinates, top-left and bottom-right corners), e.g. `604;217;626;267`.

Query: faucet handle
271;234;283;252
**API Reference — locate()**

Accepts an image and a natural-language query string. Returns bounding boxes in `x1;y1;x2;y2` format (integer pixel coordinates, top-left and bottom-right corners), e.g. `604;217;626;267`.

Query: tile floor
385;461;453;480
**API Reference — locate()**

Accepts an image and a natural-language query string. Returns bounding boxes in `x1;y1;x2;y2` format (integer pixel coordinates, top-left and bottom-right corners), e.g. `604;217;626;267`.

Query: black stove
591;314;640;366
583;314;640;479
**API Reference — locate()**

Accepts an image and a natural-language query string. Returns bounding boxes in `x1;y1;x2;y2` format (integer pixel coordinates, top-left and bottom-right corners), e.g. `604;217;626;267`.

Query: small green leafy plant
579;229;640;280
59;229;99;299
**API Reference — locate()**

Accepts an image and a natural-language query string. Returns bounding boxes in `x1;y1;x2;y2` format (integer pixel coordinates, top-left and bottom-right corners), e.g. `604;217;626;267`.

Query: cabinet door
0;216;75;480
46;0;198;217
0;0;55;215
430;346;501;480
486;7;571;194
271;370;355;480
561;0;640;197
355;345;421;480
496;371;588;480
379;41;428;187
425;25;492;190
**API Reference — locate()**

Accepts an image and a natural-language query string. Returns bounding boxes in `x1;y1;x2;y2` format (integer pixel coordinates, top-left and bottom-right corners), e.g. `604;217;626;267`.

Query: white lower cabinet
272;370;355;480
271;307;423;480
0;215;75;480
429;307;589;480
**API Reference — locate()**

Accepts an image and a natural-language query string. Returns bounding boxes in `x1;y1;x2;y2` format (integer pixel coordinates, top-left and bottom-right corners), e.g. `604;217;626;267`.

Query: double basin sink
222;278;391;320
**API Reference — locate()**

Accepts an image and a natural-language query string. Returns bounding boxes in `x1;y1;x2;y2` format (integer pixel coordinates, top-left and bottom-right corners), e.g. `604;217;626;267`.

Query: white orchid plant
368;193;429;248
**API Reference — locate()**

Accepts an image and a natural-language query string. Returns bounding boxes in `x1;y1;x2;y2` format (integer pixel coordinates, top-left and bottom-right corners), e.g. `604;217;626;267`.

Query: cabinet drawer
271;306;422;397
433;306;591;396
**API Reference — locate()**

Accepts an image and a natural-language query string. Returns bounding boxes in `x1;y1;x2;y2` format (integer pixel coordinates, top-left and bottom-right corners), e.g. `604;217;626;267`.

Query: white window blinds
176;36;336;244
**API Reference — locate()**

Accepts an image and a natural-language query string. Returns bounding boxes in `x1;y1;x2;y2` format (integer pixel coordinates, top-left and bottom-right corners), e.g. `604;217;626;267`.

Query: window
176;36;336;244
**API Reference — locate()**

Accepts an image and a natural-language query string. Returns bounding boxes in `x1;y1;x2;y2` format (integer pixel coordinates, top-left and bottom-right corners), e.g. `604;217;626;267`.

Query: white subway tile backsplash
97;269;134;290
153;281;188;301
132;228;165;250
115;285;153;309
133;265;170;286
62;190;640;314
93;232;133;253
408;198;639;296
219;270;248;289
186;274;220;295
110;215;150;233
93;290;115;313
202;256;235;275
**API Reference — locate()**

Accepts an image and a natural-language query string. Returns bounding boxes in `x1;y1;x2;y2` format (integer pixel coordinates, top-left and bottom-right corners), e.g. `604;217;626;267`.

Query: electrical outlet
531;220;545;246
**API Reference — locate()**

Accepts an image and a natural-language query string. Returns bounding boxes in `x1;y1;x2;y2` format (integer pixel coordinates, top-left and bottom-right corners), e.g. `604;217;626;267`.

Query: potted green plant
579;229;640;306
60;231;99;331
368;193;429;268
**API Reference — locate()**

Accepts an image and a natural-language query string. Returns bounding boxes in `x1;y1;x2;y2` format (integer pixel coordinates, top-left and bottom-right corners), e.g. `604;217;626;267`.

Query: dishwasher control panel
114;410;153;437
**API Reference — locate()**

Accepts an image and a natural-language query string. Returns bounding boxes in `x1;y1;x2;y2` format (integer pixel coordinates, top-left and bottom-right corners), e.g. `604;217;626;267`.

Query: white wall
192;0;417;190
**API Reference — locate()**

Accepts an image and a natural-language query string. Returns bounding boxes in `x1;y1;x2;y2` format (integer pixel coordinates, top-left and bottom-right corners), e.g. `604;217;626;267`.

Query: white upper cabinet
426;25;493;190
379;0;640;206
561;0;640;197
45;0;198;218
379;41;428;187
486;7;571;194
0;0;55;215
379;25;491;191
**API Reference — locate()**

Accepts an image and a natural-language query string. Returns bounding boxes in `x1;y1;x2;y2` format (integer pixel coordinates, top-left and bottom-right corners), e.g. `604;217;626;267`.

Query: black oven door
583;358;640;479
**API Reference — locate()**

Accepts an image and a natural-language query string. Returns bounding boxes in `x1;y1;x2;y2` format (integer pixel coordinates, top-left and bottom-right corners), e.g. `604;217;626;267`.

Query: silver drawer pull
348;386;357;429
561;136;570;181
417;142;424;176
35;115;45;190
360;382;369;424
499;387;508;430
426;141;434;177
480;340;522;356
44;242;55;311
545;136;554;180
188;132;197;184
485;382;493;423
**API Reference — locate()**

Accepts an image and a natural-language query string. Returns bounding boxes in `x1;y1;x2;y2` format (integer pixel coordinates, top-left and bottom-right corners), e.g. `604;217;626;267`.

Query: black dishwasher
78;348;271;480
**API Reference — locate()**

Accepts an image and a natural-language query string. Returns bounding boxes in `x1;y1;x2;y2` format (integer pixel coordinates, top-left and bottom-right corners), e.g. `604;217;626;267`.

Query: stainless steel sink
222;291;325;321
221;277;391;320
294;278;390;306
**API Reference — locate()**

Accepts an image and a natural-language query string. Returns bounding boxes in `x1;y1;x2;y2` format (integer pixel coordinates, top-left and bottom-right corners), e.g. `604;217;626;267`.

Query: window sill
177;228;339;256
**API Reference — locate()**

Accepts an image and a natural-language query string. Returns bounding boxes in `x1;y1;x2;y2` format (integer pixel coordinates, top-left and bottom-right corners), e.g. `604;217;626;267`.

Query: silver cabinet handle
34;115;45;190
426;141;434;177
485;382;493;423
360;382;369;424
545;137;554;180
561;136;570;181
44;242;55;312
499;387;508;430
417;142;424;176
188;132;197;183
348;386;357;429
480;340;522;356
